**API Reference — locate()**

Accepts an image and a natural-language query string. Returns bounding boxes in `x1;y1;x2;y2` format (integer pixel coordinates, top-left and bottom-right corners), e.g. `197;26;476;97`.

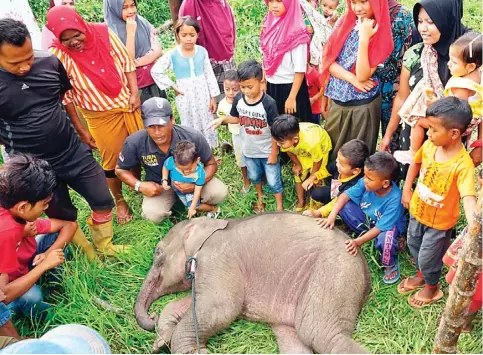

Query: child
399;97;477;308
305;139;369;217
0;154;76;320
394;32;482;165
210;60;283;212
162;141;220;219
320;0;339;27
261;0;313;123
271;115;331;211
104;0;165;103
151;16;220;148
216;70;250;193
306;63;323;124
318;152;406;284
321;0;394;160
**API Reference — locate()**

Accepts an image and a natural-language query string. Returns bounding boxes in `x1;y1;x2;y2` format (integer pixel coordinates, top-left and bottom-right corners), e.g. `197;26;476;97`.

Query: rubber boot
87;217;131;255
72;227;96;261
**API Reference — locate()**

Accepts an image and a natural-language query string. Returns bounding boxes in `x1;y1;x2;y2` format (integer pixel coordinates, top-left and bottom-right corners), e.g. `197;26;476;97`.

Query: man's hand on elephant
316;216;335;229
345;239;359;256
139;181;163;197
172;181;195;194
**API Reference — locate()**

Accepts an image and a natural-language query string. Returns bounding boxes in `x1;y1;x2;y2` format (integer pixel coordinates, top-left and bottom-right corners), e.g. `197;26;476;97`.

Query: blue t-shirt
345;179;407;232
164;156;205;186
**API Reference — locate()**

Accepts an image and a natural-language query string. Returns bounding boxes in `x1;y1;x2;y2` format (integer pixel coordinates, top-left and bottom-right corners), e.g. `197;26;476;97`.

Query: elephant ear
183;218;228;257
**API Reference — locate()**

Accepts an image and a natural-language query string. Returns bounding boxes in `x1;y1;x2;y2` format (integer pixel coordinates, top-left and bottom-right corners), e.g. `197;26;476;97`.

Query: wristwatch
134;180;142;192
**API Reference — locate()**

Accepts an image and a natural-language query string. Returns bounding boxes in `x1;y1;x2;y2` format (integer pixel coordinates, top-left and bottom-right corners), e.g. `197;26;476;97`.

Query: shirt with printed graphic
230;92;278;158
163;156;206;186
410;141;476;230
345;179;407;233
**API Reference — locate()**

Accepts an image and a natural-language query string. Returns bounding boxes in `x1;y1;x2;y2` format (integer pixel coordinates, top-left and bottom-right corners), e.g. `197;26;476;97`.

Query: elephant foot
153;326;175;353
272;324;313;354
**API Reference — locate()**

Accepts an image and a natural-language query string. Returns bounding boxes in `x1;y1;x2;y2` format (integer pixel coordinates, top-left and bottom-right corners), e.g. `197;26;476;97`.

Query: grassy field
10;0;482;353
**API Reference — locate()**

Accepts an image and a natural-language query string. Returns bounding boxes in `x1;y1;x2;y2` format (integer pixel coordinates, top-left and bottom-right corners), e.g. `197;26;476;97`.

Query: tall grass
9;0;483;353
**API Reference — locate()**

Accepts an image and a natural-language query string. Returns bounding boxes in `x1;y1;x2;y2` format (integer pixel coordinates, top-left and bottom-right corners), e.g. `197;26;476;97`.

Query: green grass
9;0;483;353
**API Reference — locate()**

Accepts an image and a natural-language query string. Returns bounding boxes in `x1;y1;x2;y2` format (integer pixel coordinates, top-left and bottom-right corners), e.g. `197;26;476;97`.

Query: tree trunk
433;192;482;353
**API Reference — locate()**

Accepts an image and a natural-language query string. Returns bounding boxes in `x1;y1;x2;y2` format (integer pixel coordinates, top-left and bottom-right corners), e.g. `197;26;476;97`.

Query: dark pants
339;201;399;267
407;214;454;286
46;144;114;222
311;114;321;125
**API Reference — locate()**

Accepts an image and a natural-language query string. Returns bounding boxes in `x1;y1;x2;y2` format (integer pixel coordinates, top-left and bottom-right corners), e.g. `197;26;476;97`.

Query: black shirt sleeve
117;138;141;170
57;59;72;97
230;92;242;117
264;95;279;126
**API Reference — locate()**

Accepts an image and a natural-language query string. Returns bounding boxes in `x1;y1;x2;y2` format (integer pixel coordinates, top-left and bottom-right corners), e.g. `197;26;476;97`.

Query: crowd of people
0;0;481;351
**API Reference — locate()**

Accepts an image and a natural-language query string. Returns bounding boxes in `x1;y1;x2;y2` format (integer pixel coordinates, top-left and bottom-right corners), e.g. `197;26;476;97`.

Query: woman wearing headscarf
261;0;312;123
47;5;143;225
376;0;413;151
41;1;75;51
380;0;467;165
321;0;394;160
178;0;236;96
103;0;165;103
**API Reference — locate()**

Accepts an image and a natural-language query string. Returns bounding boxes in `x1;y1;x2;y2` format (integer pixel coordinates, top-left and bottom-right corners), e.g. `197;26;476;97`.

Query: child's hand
162;180;170;191
126;17;137;35
285;96;297;114
267;153;278;165
316;216;335;229
32;253;46;267
401;187;413;209
292;164;302;177
302;176;316;191
0;289;5;302
351;77;375;93
359;18;378;42
41;249;65;271
329;14;338;27
424;88;437;107
208;118;223;131
209;98;217;114
187;207;197;219
345;239;359;256
303;209;321;218
172;86;184;96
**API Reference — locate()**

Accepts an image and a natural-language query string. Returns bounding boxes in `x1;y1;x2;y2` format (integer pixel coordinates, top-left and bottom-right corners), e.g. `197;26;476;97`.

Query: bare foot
116;199;133;225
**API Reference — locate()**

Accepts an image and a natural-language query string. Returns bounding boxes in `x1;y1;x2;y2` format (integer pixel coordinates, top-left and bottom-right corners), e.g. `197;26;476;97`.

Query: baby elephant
134;213;371;354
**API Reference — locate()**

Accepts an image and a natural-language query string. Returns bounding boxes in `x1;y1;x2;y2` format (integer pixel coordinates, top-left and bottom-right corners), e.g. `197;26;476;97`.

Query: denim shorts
173;187;200;208
244;157;283;194
0;302;11;327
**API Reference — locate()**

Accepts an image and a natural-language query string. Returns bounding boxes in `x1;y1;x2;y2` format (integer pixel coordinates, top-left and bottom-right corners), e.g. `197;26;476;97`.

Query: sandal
240;185;251;194
397;278;425;295
206;207;221;219
408;289;444;308
253;202;265;213
295;205;307;213
383;264;400;285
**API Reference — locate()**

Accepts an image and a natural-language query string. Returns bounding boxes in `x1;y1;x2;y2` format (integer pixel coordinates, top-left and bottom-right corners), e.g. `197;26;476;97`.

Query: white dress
151;45;220;148
0;0;42;50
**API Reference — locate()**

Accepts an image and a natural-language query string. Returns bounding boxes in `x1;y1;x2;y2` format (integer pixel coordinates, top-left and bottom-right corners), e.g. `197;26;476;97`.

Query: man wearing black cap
115;97;228;223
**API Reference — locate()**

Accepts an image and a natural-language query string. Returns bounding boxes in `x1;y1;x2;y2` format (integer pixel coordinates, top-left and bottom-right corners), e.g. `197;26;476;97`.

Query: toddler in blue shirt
318;152;406;285
162;141;220;219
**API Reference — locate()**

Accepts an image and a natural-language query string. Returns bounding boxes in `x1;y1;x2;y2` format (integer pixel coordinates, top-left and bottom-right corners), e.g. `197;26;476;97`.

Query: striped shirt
50;29;136;112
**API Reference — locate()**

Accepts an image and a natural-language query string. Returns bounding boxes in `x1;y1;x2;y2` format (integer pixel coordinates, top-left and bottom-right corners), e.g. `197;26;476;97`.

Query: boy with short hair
217;70;250;193
0;154;76;320
211;60;283;212
399;97;477;308
162;141;220;219
271;115;331;211
318;152;406;284
305;139;369;217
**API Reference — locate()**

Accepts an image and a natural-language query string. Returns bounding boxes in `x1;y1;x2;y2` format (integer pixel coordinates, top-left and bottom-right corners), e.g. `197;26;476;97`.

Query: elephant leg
153;296;192;353
272;325;313;354
323;333;368;354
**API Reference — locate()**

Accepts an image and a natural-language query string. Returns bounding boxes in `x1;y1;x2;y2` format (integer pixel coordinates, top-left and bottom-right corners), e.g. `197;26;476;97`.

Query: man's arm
64;104;97;149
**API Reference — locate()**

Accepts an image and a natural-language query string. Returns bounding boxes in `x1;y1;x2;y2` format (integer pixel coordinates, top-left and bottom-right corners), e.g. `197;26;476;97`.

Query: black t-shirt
0;51;80;169
117;125;213;184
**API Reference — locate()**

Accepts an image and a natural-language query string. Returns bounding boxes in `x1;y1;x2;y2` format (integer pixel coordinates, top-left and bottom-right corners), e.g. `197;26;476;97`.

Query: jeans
7;233;60;318
339;201;399;267
0;303;10;327
244;157;283;194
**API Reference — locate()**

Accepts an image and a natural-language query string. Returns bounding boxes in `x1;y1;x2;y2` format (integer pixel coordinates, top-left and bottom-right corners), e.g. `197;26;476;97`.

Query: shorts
0;303;10;327
245;156;283;194
173;187;201;208
232;134;246;168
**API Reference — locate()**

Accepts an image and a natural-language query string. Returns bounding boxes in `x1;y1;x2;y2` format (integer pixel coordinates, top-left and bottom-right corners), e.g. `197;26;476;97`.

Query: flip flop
295;206;307;213
397;278;425;295
383;264;400;285
253;202;265;214
408;289;444;308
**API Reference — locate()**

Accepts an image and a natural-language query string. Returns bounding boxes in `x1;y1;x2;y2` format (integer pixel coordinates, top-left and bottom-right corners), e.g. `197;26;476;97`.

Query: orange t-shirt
410;141;476;230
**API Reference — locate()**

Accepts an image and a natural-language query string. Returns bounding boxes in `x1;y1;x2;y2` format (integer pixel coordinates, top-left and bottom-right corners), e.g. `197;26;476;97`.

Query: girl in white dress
151;16;220;148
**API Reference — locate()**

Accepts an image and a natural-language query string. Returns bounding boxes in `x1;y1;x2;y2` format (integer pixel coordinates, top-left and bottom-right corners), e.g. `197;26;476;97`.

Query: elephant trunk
134;267;162;331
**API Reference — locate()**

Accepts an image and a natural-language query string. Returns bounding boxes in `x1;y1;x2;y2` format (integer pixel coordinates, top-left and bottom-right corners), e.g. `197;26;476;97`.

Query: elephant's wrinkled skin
134;212;371;354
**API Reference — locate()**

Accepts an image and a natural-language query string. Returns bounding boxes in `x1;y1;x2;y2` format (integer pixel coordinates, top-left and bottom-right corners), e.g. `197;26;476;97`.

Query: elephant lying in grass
134;212;371;353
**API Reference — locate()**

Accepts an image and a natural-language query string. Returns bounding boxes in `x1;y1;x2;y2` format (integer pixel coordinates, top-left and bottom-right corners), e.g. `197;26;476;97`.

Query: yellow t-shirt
444;76;482;118
281;123;332;180
217;97;240;135
410;141;476;230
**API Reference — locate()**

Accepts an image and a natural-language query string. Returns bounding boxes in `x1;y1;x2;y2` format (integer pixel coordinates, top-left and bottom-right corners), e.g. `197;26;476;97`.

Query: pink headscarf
42;0;74;51
260;0;311;77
